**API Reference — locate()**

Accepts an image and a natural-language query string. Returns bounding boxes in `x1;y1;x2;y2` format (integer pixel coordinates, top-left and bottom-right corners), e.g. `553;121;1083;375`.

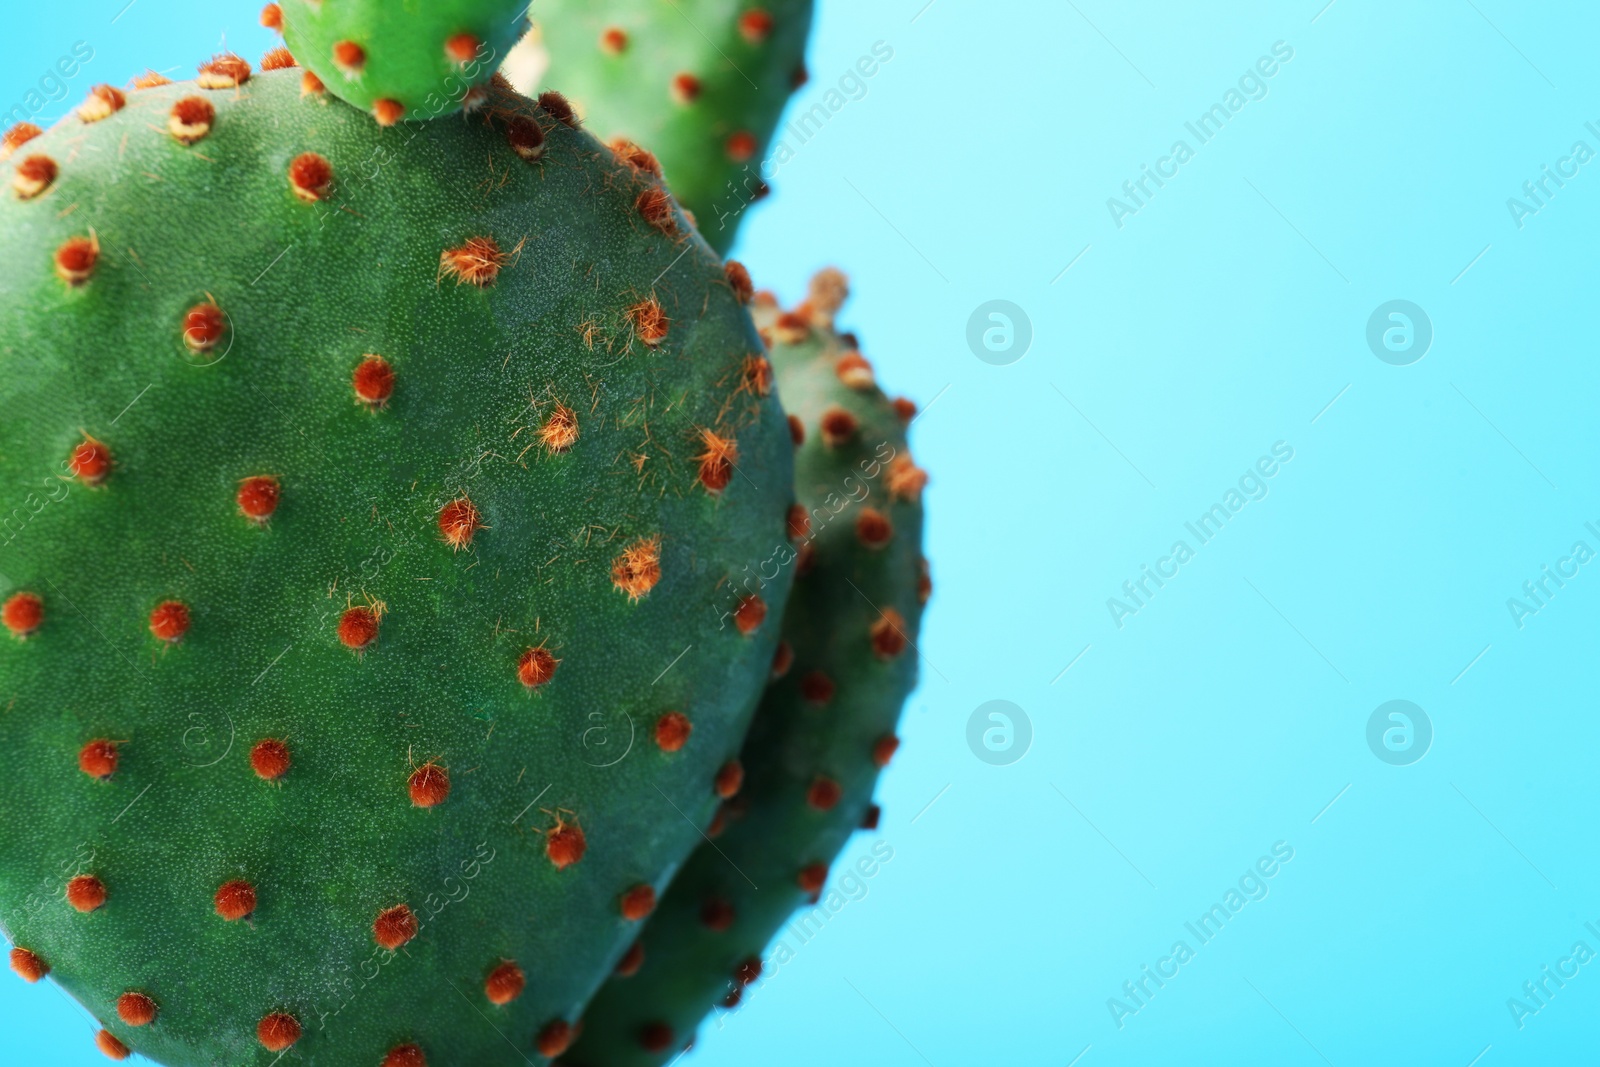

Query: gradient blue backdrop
4;1;1599;1064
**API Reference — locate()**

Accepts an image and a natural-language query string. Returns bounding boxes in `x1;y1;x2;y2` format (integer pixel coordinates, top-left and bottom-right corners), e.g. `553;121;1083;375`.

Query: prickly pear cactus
515;0;814;255
0;61;793;1066
268;0;531;123
566;271;929;1065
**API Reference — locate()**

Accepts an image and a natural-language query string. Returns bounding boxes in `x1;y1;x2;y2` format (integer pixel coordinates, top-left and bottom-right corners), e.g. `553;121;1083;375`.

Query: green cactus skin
565;272;929;1066
273;0;531;123
0;65;794;1066
518;0;814;256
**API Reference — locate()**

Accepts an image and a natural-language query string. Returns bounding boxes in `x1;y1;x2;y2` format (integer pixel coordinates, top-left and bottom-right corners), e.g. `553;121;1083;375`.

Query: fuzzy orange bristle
546;818;586;868
636;187;676;234
78;740;118;780
538;90;578;127
696;428;738;492
1;121;42;159
183;302;226;352
257;1013;301;1052
168;97;215;144
440;236;507;286
537;402;578;451
54;236;98;285
437;497;483;550
373;904;418;950
725;260;753;303
214;880;257;921
77;84;125;123
353;355;394;408
13;154;57;198
742;355;773;396
68;437;110;486
338;606;381;649
260;46;297;71
288;151;332;201
517;646;559;689
197;53;251;89
612;536;662;600
250;739;291;780
611;138;662;178
627;298;669;346
149;600;190;643
408;764;449;807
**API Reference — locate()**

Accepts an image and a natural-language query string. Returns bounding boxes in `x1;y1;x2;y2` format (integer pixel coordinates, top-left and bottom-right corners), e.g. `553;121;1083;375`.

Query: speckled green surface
0;69;792;1066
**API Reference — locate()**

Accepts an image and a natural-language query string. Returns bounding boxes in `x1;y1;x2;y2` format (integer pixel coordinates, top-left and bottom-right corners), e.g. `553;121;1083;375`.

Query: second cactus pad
0;63;791;1066
566;272;930;1065
273;0;531;123
525;0;814;255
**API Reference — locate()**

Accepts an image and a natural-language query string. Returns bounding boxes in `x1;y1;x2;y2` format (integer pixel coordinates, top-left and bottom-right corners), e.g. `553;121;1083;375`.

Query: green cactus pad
0;66;793;1067
273;0;531;123
566;272;929;1065
517;0;814;255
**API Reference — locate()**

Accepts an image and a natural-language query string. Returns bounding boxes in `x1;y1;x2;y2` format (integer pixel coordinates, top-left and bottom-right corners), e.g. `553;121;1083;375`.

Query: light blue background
4;1;1599;1064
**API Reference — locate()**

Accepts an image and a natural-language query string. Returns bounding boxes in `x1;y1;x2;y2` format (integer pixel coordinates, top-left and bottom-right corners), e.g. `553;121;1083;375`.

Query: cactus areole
0;64;794;1066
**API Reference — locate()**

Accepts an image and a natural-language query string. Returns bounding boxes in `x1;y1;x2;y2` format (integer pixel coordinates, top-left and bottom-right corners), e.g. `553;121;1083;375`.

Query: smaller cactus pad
566;270;930;1065
271;0;532;123
518;0;814;255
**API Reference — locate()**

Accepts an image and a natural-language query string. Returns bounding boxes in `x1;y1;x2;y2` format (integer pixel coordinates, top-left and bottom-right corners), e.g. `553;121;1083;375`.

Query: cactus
0;59;795;1066
267;0;532;123
513;0;815;255
565;271;929;1065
